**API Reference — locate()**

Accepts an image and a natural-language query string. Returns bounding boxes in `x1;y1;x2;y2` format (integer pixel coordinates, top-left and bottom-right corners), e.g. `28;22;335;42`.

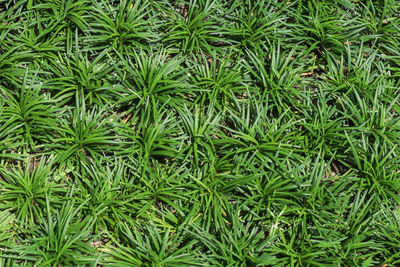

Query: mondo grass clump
1;0;400;266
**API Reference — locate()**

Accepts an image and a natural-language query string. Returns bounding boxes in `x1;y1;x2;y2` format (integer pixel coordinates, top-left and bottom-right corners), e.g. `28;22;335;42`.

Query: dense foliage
1;0;400;265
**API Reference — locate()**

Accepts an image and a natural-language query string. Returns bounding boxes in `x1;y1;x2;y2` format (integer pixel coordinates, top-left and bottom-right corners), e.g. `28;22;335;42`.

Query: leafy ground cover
1;0;400;265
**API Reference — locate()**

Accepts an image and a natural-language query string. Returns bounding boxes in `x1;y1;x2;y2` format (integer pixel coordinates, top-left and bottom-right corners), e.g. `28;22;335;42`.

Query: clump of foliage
1;0;400;265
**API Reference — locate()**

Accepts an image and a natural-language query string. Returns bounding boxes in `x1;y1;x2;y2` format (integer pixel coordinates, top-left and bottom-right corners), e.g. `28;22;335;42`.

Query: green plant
87;0;156;53
0;158;63;225
1;0;400;265
1;194;97;266
163;0;224;54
